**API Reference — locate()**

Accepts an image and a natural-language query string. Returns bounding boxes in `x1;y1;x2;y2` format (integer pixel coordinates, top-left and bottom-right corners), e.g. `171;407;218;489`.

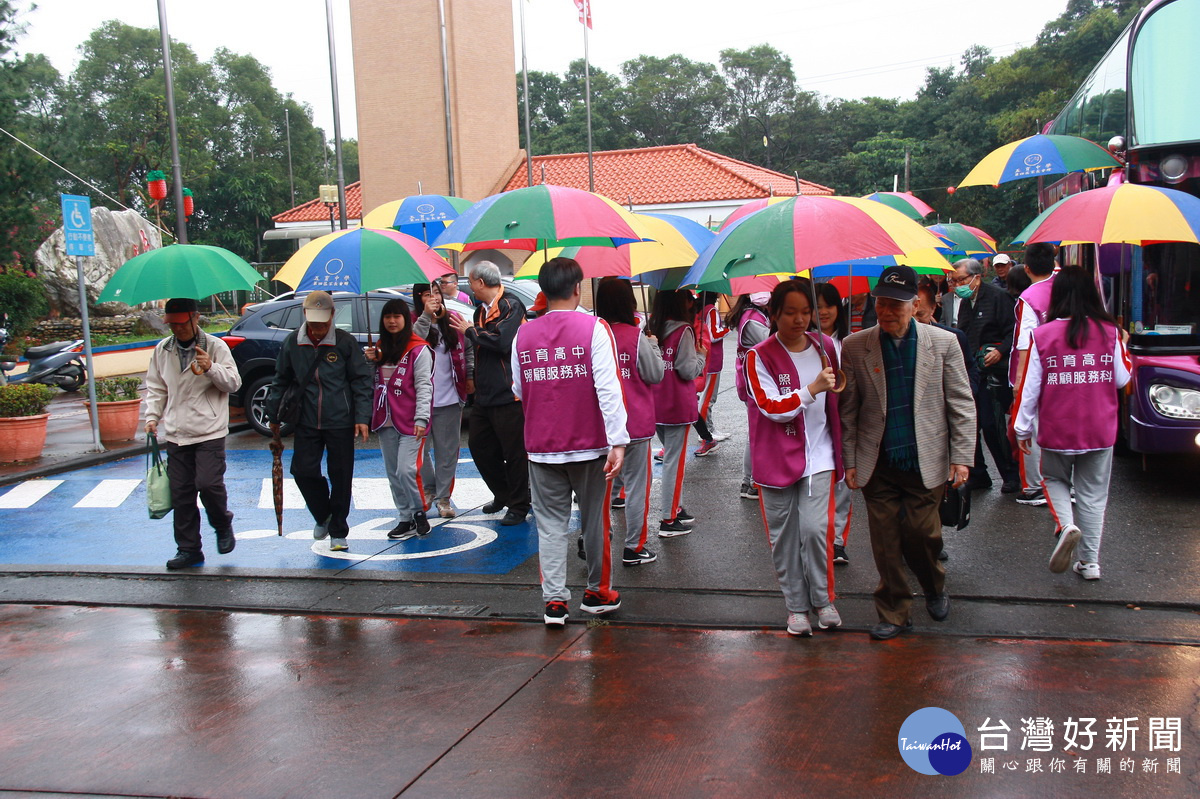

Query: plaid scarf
879;323;919;472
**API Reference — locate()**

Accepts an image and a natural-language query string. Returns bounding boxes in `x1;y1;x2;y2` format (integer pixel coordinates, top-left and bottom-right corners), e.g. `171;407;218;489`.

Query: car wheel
246;375;293;437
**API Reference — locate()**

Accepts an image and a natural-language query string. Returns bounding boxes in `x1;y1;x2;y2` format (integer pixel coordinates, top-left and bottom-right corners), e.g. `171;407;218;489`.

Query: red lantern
946;186;956;195
182;188;194;217
147;170;168;201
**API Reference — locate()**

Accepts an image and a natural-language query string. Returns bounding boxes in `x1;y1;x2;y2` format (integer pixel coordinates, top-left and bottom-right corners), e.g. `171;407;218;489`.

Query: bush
0;383;55;417
0;273;49;337
95;376;142;402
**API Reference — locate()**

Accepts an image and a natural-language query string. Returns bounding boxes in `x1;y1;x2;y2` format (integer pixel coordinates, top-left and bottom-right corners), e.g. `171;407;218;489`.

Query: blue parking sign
60;194;95;257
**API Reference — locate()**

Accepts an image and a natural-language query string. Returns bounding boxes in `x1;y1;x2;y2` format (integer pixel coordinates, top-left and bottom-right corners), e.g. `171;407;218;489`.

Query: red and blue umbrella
274;228;452;293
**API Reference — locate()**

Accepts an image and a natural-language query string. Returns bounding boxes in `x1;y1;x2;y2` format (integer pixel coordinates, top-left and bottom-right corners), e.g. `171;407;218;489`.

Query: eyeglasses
948;275;976;286
437;276;458;285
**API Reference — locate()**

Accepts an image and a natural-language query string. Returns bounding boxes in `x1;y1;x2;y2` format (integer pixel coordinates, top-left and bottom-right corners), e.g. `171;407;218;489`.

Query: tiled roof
273;182;363;224
502;144;833;203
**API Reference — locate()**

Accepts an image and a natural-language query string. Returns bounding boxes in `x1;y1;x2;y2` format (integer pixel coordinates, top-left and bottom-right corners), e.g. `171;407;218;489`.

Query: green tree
719;44;796;168
517;69;568;152
620;54;726;147
537;60;632;154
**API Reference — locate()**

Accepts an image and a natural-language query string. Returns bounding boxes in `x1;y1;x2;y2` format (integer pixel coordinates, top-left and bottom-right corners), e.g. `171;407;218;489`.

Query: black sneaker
388;520;417;540
833;544;849;564
658;518;692;537
166;549;204;570
675;506;696;523
622;547;657;566
413;511;431;536
611;495;626;509
1016;488;1047;506
739;483;759;500
581;588;621;615
544;600;568;627
576;536;586;561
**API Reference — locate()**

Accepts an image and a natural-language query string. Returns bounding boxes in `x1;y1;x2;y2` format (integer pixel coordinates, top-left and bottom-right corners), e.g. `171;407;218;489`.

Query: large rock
35;208;162;317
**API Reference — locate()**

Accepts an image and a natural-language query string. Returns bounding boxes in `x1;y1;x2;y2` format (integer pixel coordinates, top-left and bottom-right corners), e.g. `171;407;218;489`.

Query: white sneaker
711;429;732;442
1049;524;1081;573
1073;561;1101;580
816;605;842;629
786;612;812;636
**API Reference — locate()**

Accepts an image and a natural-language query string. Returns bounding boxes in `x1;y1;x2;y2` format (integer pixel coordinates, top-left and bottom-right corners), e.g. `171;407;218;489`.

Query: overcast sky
17;0;1072;143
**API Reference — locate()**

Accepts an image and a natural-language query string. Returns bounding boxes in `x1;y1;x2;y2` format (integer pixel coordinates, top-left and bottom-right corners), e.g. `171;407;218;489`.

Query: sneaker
786;612;812;636
816;605;842;629
313;516;331;540
413;511;431;536
675;506;696;523
739;482;759;500
611;495;626;509
166;549;204;570
436;498;456;519
658;518;692;537
576;536;586;561
622;547;657;566
833;544;849;564
1017;488;1047;506
481;499;505;514
711;428;732;442
696;440;719;456
581;588;621;615
1049;524;1081;573
543;600;568;627
1073;561;1101;580
329;538;349;552
653;448;664;463
387;520;417;541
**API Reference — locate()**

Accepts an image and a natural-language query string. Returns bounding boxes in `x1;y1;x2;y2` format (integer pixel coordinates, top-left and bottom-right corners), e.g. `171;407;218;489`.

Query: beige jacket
839;322;975;490
145;330;241;445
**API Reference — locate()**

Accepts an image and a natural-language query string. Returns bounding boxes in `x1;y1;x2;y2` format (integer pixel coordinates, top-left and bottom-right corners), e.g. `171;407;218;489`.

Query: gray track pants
742;403;754;485
420;403;462;500
378;426;426;521
656;423;690;521
1041;447;1113;565
833;479;852;548
759;470;836;613
530;457;614;603
618;438;653;551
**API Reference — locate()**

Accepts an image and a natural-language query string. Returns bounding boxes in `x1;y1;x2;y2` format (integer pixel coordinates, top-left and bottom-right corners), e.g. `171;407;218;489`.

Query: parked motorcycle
0;323;87;390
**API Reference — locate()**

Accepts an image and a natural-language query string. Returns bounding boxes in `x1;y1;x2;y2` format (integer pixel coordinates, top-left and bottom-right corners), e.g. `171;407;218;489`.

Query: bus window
1141;244;1200;335
1130;0;1200;148
1049;27;1128;144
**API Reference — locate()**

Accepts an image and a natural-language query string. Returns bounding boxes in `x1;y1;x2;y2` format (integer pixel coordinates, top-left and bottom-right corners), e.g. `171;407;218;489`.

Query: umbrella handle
815;343;847;394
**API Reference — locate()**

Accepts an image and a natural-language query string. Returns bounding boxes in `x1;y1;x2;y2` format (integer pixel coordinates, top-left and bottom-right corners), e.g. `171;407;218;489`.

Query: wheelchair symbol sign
60;194;95;257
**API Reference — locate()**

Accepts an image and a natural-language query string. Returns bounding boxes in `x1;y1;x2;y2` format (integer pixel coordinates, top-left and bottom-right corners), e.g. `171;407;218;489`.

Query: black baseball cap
872;265;919;301
163;297;198;323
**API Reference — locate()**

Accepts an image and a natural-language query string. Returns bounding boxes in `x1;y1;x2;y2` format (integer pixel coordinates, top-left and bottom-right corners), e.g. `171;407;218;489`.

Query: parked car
224;291;473;436
454;276;541;318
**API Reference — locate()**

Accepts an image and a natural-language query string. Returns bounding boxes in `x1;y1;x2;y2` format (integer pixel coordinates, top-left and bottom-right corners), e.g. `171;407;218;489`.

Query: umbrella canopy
925;223;997;258
958;134;1122;188
684;196;949;287
632;213;716;289
719;196;790;231
273;228;452;292
432;184;644;252
361;194;473;244
1011;183;1200;246
514;213;701;281
97;244;263;305
959;224;998;252
862;191;935;221
270;433;285;536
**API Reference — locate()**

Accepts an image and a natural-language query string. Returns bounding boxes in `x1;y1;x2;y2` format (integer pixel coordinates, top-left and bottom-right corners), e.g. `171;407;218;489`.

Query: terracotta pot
90;398;143;443
0;413;50;462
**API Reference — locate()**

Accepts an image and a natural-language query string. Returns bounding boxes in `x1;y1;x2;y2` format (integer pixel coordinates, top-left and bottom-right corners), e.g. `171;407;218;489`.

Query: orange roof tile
273;182;363;224
502;144;833;203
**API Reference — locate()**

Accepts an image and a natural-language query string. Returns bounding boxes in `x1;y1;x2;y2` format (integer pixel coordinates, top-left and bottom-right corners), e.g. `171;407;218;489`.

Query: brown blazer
839;322;976;490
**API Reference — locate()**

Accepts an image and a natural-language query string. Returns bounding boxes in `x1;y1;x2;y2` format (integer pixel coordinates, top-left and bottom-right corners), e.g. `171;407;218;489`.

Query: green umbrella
97;244;263;305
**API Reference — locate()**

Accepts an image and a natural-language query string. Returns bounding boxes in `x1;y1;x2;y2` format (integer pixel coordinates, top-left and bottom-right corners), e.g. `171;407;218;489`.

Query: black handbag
276;352;322;426
939;481;972;530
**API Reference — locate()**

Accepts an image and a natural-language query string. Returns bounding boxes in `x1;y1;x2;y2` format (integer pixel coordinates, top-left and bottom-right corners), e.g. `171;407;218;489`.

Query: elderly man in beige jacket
145;298;242;570
840;266;975;640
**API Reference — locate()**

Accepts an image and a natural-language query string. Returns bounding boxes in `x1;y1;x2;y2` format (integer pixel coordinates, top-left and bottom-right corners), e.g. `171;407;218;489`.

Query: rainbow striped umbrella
515;213;701;281
862;191;936;221
719;196;790;231
273;228;451;293
959;134;1122;188
432;185;644;252
925;223;997;258
1011;183;1200;246
361;194;473;244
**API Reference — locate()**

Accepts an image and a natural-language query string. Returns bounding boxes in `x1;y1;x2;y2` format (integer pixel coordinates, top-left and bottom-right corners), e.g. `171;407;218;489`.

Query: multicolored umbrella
719;196;790;231
862;191;936;221
628;213;716;289
97;244;263;305
1011;183;1200;246
361;194;473;244
958;134;1122;188
685;196;950;287
925;223;997;258
431;185;644;252
273;228;451;292
514;212;699;281
959;224;998;253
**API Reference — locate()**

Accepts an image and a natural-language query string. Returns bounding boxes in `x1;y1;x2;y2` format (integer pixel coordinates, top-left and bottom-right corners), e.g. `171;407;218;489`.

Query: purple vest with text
700;305;725;373
1031;320;1120;451
735;307;770;403
515;312;608;455
610;322;656;441
370;341;431;436
653;324;699;426
1010;274;1056;386
747;334;844;488
444;311;469;403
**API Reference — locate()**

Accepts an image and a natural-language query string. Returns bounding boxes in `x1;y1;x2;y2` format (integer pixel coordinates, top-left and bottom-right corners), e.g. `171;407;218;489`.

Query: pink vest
1031;320;1121;450
370;340;432;436
515;312;609;455
746;334;844;488
443;312;469;403
700;305;726;374
1011;275;1056;385
610;322;657;441
653;324;699;426
735;307;770;403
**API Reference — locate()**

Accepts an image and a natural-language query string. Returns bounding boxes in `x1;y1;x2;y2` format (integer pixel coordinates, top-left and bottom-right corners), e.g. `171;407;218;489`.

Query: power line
795;41;1031;88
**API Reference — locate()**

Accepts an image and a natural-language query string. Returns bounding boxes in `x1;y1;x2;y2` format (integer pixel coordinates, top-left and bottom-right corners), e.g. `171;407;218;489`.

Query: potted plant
0;383;55;462
90;376;143;443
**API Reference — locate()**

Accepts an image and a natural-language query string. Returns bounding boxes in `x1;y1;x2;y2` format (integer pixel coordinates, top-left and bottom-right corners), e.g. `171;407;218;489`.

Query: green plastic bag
146;433;172;520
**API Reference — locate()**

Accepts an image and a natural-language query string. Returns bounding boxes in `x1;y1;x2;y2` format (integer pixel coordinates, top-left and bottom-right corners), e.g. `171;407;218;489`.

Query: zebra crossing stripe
75;479;142;508
0;480;64;509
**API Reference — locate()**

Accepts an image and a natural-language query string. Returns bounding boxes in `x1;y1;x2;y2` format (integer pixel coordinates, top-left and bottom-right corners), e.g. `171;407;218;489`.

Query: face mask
953;282;974;299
